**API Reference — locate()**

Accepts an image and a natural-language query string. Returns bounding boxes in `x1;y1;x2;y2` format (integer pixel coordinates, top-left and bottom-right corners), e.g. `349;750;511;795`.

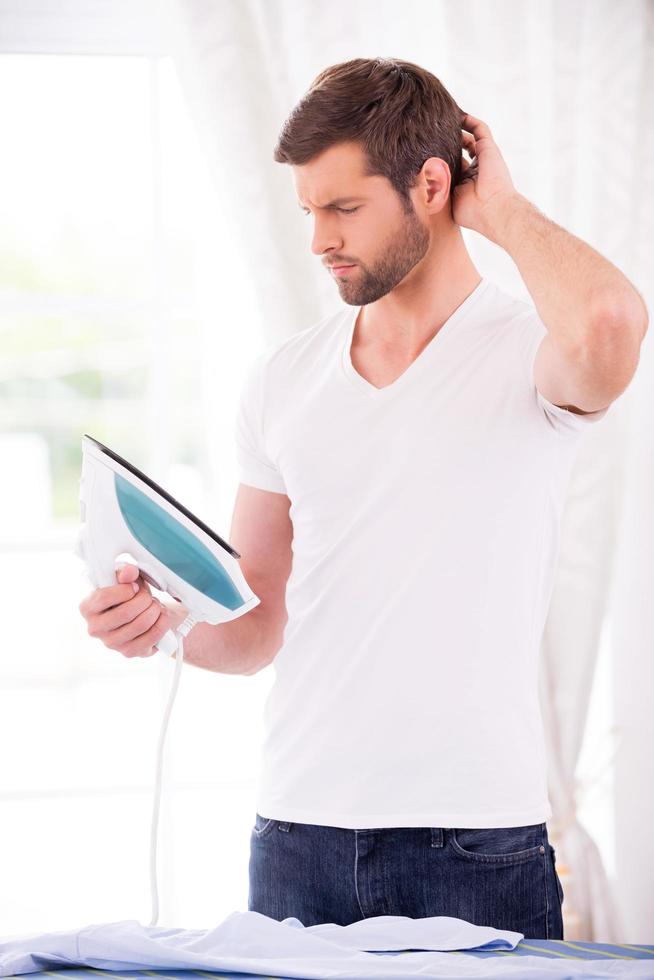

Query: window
0;52;267;934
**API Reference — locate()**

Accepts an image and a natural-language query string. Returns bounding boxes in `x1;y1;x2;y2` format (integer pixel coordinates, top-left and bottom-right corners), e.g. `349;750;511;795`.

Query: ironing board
14;937;654;980
3;914;653;979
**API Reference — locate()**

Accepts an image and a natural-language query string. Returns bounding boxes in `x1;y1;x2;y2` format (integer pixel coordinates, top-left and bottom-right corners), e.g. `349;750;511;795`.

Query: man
236;57;647;940
81;56;647;940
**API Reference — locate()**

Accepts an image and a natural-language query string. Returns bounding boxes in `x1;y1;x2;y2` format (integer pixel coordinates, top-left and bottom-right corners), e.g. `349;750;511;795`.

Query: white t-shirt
234;277;609;830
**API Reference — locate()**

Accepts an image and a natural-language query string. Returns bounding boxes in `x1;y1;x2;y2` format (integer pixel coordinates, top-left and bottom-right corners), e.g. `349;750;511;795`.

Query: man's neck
355;227;482;356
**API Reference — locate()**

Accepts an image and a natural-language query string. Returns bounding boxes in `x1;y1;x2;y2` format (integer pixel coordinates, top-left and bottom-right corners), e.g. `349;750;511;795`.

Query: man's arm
454;113;647;413
162;483;293;674
482;191;648;350
161;599;274;675
482;192;647;413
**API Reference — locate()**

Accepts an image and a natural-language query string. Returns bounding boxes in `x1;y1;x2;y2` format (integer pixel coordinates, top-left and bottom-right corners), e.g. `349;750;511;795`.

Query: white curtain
161;0;654;941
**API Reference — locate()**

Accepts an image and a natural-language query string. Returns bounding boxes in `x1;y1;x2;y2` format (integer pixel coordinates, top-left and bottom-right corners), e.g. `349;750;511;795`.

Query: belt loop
279;821;292;833
430;827;444;848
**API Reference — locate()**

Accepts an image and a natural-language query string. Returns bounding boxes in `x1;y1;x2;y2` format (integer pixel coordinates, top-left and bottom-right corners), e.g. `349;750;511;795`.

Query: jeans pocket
450;824;546;864
251;812;276;839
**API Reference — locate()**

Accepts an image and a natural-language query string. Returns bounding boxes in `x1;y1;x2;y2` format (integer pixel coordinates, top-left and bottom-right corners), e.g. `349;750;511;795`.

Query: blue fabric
2;915;653;979
249;815;565;939
0;914;524;977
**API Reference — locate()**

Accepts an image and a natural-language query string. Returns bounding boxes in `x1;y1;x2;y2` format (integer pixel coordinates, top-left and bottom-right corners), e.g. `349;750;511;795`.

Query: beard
335;198;430;306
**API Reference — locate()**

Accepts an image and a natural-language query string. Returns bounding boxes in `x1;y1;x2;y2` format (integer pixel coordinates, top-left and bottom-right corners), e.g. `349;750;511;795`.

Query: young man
236;57;647;939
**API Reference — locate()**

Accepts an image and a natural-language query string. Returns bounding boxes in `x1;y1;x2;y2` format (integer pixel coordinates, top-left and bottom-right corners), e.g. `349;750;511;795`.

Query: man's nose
310;215;343;256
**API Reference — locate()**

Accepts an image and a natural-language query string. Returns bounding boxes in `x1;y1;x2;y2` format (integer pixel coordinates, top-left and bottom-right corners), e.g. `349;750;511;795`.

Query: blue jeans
248;816;565;939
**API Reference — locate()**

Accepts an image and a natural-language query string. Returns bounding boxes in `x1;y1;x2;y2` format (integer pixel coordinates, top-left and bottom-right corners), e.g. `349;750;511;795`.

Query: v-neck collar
340;277;490;399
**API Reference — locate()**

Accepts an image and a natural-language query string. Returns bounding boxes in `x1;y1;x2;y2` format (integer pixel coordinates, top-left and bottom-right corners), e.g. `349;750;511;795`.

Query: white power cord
147;612;197;927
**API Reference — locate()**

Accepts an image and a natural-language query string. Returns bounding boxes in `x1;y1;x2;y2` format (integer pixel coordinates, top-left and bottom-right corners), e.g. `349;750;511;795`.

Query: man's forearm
162;599;276;675
481;191;648;350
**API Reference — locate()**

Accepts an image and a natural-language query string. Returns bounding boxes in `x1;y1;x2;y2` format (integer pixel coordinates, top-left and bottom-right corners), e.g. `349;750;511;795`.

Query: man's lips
327;263;356;275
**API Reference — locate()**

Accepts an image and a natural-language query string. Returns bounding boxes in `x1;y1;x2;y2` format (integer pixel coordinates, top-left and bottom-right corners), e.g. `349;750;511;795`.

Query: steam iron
75;434;261;927
76;434;260;655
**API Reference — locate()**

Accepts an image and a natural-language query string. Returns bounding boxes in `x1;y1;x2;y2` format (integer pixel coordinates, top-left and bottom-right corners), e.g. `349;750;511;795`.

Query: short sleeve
523;313;610;434
234;352;287;494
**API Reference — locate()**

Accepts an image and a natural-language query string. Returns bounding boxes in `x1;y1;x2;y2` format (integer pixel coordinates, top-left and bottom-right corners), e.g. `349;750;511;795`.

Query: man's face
293;141;431;306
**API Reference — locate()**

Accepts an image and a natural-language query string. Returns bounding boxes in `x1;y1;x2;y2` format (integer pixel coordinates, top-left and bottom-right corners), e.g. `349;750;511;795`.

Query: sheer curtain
162;0;654;941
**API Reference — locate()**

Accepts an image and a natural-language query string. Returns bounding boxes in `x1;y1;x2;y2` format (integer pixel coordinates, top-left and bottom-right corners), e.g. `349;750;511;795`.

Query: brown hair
273;57;473;209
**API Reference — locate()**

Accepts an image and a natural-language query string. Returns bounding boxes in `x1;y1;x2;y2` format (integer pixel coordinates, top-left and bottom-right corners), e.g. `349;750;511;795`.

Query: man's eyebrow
297;197;365;209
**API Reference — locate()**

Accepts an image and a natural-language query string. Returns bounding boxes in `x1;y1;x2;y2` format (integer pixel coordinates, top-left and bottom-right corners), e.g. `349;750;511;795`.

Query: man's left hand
452;112;517;236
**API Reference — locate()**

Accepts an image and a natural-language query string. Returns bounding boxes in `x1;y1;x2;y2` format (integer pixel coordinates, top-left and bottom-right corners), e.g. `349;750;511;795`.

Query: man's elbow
244;616;284;675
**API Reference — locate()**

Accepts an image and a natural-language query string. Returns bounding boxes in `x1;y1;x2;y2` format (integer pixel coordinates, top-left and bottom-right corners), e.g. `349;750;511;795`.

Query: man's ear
418;157;451;213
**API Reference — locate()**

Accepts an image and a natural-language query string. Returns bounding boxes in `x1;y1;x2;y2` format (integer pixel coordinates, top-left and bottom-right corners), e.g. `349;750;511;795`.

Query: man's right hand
78;563;173;658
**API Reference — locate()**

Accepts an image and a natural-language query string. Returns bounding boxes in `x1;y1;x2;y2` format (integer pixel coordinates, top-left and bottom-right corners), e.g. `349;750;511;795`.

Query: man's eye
302;207;360;215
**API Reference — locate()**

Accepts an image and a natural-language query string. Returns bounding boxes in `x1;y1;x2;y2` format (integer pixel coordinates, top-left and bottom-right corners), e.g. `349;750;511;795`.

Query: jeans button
539;845;545;854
